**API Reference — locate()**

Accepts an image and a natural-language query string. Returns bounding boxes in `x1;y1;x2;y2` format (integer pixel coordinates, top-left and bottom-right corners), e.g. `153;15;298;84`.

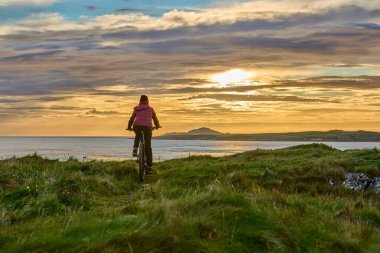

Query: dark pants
133;126;153;166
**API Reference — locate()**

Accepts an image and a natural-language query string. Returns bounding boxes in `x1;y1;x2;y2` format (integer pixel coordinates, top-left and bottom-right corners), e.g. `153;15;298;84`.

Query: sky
0;0;379;136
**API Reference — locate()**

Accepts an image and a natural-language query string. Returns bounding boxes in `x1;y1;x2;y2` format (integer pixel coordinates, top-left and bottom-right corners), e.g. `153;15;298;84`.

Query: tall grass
0;144;379;252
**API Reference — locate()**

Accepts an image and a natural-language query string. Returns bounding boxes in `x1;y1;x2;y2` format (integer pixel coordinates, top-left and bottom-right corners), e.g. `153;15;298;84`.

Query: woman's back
133;104;155;129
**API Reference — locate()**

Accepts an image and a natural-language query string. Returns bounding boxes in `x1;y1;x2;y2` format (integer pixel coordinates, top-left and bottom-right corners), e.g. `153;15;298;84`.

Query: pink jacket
128;103;160;129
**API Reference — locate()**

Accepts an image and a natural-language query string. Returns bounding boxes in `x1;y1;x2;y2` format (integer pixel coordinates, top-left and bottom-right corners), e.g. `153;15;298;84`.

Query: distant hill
157;128;380;142
187;127;223;135
159;127;223;139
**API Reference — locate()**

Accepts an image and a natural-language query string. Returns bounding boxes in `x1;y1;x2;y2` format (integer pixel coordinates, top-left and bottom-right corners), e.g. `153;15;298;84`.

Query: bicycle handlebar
126;126;162;131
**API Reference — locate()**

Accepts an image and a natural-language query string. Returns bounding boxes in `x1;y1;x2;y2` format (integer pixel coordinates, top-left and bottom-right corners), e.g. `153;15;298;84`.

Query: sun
211;69;255;86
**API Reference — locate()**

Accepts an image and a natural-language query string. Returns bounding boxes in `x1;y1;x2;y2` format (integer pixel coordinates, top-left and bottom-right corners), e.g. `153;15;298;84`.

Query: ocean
0;137;379;161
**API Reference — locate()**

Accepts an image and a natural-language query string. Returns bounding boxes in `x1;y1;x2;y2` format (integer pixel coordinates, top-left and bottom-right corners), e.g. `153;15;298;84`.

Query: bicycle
127;126;161;181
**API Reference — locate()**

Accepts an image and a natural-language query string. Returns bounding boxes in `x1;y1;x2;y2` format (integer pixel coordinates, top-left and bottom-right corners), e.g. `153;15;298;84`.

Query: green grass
1;144;380;252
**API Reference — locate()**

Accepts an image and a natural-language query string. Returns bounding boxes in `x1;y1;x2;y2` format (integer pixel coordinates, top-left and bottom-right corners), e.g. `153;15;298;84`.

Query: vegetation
1;144;380;252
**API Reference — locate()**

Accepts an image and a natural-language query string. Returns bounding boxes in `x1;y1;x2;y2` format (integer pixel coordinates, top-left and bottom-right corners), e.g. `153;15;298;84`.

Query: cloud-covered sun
211;69;255;86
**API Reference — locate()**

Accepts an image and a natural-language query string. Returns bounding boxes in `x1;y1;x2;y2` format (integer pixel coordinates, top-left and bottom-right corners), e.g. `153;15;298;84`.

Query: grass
0;144;380;252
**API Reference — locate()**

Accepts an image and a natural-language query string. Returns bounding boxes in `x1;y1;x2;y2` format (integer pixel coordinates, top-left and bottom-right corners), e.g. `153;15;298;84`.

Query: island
157;127;380;142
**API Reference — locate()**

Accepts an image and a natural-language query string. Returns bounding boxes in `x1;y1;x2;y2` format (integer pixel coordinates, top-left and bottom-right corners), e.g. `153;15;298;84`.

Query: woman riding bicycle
127;95;161;174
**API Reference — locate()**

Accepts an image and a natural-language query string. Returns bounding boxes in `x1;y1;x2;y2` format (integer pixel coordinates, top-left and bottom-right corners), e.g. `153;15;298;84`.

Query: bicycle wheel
138;141;145;181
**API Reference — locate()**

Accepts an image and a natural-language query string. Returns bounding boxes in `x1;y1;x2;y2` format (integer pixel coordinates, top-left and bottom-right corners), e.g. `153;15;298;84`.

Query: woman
127;95;161;174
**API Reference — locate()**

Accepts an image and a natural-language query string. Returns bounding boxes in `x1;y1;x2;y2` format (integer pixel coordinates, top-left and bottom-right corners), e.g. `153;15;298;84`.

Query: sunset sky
0;0;379;136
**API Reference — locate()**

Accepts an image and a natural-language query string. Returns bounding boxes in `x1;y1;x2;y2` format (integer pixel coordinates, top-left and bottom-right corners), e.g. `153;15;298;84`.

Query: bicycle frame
138;130;148;181
128;126;161;181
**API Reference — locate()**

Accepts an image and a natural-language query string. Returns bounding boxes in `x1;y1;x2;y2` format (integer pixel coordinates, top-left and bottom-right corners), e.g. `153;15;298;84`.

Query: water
0;137;379;161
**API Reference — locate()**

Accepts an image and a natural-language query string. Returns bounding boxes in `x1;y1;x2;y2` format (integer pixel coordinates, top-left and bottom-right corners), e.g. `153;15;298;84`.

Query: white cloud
0;13;75;35
0;0;57;6
226;0;380;11
0;13;156;35
18;13;64;27
98;41;127;47
0;0;378;36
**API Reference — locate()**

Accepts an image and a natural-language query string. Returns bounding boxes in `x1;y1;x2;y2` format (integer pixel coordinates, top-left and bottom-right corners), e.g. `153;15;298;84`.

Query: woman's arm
153;112;160;128
127;111;136;129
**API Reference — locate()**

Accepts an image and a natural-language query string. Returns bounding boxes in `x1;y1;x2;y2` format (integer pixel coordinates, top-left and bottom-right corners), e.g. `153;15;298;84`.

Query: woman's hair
140;95;149;104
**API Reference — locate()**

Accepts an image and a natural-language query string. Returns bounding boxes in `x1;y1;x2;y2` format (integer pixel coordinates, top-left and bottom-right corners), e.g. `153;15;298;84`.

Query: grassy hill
1;144;380;252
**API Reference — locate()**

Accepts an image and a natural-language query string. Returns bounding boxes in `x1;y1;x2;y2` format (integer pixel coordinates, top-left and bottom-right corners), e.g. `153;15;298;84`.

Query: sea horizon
1;137;379;162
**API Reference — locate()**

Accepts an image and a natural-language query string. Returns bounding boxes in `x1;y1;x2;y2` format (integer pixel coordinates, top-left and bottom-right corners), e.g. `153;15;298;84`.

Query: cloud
85;5;100;11
300;108;380;113
184;94;339;103
1;1;380;134
114;8;145;13
0;98;21;103
0;0;57;6
0;73;120;96
1;4;379;36
1;50;62;61
49;105;83;110
86;108;126;116
275;76;380;89
353;23;380;30
18;13;64;27
34;96;74;102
